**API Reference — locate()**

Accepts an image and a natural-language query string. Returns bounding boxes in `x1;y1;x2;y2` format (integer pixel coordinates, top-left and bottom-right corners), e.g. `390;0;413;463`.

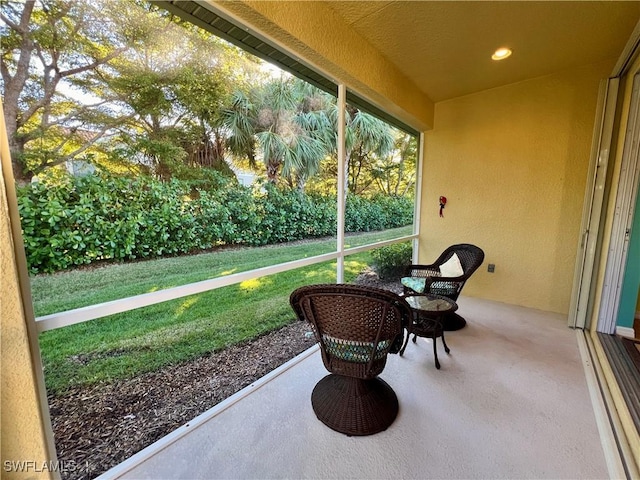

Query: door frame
568;78;619;329
597;72;640;334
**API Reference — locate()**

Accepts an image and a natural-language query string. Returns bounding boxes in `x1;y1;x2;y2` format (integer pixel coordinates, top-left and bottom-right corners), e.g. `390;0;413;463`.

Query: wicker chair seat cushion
322;334;391;362
401;277;426;293
401;277;458;297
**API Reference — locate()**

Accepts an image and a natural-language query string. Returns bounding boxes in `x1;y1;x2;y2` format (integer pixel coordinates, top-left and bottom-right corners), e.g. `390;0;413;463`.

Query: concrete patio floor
98;297;618;479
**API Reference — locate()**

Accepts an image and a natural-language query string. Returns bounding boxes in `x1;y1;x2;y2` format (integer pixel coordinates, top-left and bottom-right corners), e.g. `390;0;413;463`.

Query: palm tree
222;74;396;196
343;105;395;197
222;75;331;189
371;131;417;196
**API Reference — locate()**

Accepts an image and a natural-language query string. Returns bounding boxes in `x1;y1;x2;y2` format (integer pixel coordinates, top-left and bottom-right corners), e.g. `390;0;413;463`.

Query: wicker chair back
404;243;485;301
290;284;410;379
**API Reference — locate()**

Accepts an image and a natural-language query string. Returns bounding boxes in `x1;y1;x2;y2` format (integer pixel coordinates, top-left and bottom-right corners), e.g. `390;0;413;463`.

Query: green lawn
36;227;411;394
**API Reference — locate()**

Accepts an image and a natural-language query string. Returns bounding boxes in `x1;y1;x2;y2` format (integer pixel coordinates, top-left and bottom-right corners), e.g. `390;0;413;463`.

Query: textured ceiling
324;1;640;102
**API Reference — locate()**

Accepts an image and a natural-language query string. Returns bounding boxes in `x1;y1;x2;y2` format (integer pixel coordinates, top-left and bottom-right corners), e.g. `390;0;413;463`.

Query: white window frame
34;82;421;332
29;3;424;333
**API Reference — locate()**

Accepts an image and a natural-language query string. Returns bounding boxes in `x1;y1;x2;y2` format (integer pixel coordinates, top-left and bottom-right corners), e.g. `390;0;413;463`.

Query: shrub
371;195;414;228
372;242;413;280
345;194;412;232
18;172;414;274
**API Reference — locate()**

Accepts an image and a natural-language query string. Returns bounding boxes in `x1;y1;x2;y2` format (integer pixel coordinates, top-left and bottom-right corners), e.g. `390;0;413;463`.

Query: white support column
412;132;425;264
336;84;346;283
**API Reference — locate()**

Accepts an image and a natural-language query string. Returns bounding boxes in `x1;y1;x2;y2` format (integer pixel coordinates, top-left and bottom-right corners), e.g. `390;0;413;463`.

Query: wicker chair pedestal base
443;312;466;331
311;374;398;436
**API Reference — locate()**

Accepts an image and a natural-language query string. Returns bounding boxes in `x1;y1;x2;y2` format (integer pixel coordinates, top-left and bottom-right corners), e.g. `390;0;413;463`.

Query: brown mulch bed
49;269;401;479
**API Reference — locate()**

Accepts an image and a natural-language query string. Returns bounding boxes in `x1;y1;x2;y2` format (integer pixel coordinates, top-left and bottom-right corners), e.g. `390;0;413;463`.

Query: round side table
401;294;458;369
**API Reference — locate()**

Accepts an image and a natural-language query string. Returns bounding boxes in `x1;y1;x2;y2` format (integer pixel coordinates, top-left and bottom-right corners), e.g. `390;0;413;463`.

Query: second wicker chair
402;243;484;330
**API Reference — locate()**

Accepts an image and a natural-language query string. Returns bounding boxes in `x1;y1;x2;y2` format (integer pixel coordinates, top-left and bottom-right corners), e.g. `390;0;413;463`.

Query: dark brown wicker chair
402;243;484;331
290;284;412;436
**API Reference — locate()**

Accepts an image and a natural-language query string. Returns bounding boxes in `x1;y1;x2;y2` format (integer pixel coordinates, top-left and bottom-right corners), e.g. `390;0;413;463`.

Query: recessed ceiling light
492;47;512;61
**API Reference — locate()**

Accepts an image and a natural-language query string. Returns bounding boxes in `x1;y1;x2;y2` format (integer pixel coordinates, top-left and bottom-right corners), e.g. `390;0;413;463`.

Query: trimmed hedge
17;174;413;273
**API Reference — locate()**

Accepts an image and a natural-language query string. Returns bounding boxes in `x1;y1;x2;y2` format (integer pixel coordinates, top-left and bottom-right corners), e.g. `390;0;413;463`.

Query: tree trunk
343;151;351;203
6;120;30;183
266;161;280;183
1;1;35;183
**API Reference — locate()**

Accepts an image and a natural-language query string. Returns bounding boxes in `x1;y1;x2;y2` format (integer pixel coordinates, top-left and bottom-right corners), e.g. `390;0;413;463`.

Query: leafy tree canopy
1;0;417;198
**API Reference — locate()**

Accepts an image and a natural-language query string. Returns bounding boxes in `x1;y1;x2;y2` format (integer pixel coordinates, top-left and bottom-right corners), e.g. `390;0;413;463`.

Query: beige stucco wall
211;0;434;132
1;105;56;478
420;60;614;314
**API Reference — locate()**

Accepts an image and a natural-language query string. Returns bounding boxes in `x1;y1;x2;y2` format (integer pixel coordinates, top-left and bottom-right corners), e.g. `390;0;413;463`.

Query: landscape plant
18;172;413;273
372;241;413;280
